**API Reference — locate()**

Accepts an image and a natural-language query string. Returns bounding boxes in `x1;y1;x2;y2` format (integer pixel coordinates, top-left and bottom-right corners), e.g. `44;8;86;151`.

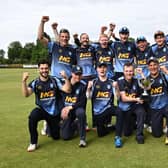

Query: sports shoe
136;136;144;144
165;137;168;145
79;140;87;147
146;126;152;133
163;126;167;134
27;144;37;152
114;136;122;148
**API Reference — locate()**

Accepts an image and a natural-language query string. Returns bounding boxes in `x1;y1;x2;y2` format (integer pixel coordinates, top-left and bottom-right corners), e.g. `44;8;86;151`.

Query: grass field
0;68;168;168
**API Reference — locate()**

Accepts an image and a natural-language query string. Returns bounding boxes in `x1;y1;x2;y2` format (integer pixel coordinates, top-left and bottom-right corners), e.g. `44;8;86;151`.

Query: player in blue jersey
60;65;87;147
38;16;76;78
149;31;168;75
76;33;96;81
114;62;145;148
111;27;136;80
135;36;151;132
135;36;150;78
75;33;97;130
146;57;168;144
94;34;115;79
86;62;116;137
22;60;71;152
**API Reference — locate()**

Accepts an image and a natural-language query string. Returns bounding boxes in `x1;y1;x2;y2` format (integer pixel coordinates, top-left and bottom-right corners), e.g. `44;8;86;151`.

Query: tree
31;40;49;64
0;49;5;59
8;41;22;63
21;42;35;63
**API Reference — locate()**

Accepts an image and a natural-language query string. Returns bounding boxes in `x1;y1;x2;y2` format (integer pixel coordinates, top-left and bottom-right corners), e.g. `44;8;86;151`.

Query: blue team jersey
117;77;141;111
48;42;76;78
135;47;150;78
75;45;96;77
91;78;114;115
149;43;168;66
28;76;62;116
148;73;168;109
111;41;136;72
62;80;87;109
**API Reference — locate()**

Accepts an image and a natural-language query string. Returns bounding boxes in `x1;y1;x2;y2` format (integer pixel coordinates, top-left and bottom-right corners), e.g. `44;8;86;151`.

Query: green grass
0;68;168;168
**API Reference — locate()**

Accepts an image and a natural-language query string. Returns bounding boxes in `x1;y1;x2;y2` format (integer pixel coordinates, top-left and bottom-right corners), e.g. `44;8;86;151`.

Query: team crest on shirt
50;83;54;88
37;85;42;90
117;47;121;51
159;79;163;84
128;46;131;51
155;52;158;56
59;49;62;53
97;50;102;55
76;89;80;95
163;47;166;52
69;51;72;56
108;51;111;55
133;85;136;90
96;85;100;89
145;53;148;57
107;84;111;89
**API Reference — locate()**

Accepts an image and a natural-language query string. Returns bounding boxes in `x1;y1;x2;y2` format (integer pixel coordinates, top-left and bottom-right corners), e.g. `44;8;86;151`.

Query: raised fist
41;16;49;23
109;23;116;32
22;72;29;82
101;26;108;34
51;22;58;29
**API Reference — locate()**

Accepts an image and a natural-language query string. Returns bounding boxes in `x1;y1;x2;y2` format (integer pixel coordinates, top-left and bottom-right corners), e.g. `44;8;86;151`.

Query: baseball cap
72;65;83;74
147;57;159;65
136;36;147;43
154;30;165;39
97;61;107;67
119;27;129;34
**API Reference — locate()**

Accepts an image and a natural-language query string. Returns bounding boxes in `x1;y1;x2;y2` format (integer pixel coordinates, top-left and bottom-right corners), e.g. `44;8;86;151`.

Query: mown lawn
0;68;168;168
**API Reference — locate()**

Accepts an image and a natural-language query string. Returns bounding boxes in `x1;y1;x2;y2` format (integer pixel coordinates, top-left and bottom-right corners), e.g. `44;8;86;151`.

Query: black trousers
115;104;145;138
28;107;60;144
150;105;168;137
94;107;116;137
60;107;86;140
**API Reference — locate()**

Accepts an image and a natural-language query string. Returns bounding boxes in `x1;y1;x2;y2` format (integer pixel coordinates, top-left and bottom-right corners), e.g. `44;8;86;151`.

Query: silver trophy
138;78;154;101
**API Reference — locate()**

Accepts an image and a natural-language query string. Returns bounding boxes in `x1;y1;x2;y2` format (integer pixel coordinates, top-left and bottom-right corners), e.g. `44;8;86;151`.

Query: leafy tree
8;41;22;63
0;49;5;59
31;40;49;64
21;42;35;63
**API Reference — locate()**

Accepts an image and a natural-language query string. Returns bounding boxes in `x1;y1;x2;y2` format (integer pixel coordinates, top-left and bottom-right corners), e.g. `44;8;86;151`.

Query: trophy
138;78;154;101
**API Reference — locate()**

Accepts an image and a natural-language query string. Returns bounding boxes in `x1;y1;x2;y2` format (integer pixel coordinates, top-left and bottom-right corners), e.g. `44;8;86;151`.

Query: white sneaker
27;144;37;152
79;140;87;147
146;126;152;133
163;126;167;134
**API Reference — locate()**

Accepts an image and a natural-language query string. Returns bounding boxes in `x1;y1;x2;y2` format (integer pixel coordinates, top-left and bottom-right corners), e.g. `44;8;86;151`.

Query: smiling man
114;62;145;148
22;60;71;152
146;57;168;144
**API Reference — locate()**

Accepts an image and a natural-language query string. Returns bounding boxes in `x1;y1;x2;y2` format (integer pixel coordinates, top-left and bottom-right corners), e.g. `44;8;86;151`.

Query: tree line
0;40;48;64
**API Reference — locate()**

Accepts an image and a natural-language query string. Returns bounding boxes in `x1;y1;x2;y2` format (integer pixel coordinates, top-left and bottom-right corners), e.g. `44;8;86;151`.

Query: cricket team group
22;16;168;152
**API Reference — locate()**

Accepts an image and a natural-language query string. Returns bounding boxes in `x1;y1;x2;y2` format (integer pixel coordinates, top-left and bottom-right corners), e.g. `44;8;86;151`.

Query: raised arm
38;16;50;46
22;72;33;97
51;22;59;42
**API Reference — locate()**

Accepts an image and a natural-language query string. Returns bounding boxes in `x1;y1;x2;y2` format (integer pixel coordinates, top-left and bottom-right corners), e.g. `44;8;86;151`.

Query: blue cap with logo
72;65;83;74
136;36;147;43
119;27;129;34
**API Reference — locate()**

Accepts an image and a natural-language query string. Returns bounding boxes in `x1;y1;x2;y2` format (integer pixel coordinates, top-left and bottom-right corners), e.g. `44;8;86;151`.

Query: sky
1;0;168;56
